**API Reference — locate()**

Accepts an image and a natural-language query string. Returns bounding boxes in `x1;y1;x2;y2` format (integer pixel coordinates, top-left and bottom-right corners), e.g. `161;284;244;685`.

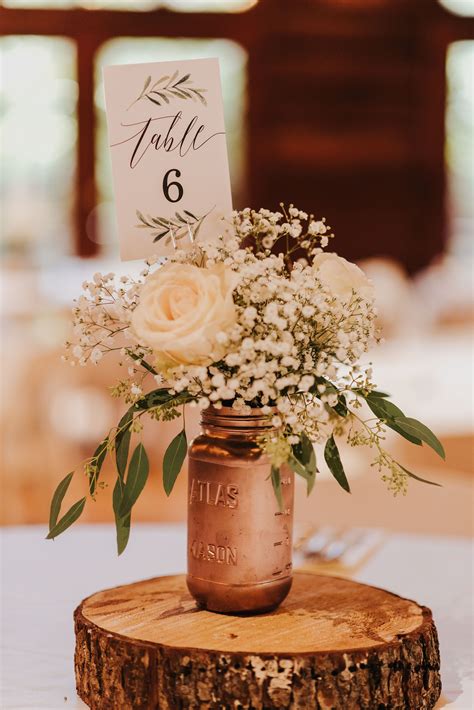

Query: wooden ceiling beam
0;6;257;43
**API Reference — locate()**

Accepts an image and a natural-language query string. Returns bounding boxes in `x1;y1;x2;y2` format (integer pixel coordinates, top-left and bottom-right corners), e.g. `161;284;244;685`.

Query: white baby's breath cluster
163;234;377;449
63;258;164;401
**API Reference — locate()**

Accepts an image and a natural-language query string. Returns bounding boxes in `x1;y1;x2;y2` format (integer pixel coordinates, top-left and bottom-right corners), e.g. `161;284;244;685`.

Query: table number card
103;58;233;261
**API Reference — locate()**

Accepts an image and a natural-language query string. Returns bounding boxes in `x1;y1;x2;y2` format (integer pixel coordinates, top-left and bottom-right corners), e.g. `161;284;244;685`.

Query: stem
126;96;141;111
347;408;397;471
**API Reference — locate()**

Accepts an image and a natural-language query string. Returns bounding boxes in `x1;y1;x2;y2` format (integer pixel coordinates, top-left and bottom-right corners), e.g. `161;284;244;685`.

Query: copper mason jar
187;406;294;614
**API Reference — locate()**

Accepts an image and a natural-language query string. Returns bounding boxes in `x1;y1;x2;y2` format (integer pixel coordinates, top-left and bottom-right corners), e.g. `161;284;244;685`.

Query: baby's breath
61;206;425;495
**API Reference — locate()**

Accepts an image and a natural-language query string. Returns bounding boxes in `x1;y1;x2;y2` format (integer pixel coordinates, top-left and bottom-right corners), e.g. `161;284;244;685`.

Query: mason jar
186;406;294;614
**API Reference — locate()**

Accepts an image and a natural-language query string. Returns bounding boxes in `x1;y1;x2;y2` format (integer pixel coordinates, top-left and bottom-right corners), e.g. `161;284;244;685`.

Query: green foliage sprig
289;432;317;495
136;209;208;245
47;378;444;554
47;388;196;554
128;71;207;111
259;384;444;501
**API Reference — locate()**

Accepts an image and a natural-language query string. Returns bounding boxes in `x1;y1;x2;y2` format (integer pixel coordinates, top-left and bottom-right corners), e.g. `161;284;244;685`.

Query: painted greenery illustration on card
103;58;233;261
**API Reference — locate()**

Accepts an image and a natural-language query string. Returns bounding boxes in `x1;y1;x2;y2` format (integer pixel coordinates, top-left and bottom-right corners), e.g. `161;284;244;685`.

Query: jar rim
201;405;275;430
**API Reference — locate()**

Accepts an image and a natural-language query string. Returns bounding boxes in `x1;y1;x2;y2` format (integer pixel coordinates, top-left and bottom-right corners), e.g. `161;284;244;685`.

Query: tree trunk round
74;571;441;709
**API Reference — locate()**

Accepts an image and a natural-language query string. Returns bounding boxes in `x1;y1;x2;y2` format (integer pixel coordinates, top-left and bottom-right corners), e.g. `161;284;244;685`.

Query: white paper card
103;58;233;260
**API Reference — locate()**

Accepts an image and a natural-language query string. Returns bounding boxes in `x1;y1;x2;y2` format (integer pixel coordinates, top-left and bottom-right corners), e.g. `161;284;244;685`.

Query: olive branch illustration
135;208;212;245
127;71;208;111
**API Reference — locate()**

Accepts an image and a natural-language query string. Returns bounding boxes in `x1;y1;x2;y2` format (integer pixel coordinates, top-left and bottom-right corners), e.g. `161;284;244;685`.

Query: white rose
313;252;373;301
131;262;238;367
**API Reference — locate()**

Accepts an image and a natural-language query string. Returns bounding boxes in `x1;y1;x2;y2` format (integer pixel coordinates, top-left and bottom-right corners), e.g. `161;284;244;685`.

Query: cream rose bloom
313;252;373;301
131;262;238;367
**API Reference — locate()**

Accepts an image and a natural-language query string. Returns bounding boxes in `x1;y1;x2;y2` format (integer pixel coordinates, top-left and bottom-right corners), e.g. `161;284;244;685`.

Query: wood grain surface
75;571;441;709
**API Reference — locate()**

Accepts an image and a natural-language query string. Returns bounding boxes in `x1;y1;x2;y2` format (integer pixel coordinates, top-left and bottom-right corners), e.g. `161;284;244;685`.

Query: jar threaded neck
201;406;274;434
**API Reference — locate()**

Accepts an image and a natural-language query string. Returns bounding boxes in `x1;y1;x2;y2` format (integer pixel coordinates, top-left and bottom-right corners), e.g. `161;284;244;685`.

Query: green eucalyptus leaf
365;394;443;454
46;497;86;539
398;463;442;487
313;377;347;417
293;432;316;471
49;471;74;532
291;433;317;495
271;465;283;511
115;410;133;481
288;454;306;477
118;443;149;518
89;437;109;495
386;420;422;445
134;388;178;411
324;436;351;493
117;516;131;556
366;395;405;420
113;479;131;555
333;394;348;417
356;388;390;399
393;418;445;459
366;396;422;445
163;430;187;496
288;455;316;495
112;476;122;513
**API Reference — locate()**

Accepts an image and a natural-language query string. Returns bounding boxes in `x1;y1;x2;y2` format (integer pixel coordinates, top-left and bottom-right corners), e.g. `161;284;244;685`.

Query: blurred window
0;35;77;261
0;4;249;261
2;0;258;11
438;0;474;16
93;37;247;253
445;41;474;258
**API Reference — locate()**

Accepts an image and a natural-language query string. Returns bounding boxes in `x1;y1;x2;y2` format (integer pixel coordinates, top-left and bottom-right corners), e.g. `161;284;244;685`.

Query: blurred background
0;0;473;535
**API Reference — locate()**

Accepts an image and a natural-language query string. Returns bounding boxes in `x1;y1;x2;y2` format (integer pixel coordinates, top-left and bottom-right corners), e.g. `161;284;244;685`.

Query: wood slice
74;572;441;709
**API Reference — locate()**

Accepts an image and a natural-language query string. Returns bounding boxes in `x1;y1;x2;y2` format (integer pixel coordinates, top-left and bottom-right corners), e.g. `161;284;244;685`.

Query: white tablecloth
1;524;472;709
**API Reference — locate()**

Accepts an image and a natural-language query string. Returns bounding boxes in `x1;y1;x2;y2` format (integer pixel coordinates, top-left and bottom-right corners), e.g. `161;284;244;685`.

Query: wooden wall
248;0;473;272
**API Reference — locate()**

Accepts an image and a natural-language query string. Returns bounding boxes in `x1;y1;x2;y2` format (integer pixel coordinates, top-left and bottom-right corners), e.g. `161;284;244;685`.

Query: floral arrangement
48;206;444;553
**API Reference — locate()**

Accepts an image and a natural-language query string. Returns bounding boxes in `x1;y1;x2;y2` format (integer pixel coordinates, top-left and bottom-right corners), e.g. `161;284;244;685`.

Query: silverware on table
294;525;386;573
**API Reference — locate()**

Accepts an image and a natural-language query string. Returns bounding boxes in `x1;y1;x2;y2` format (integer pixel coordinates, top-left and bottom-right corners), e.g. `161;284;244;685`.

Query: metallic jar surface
186;406;294;614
